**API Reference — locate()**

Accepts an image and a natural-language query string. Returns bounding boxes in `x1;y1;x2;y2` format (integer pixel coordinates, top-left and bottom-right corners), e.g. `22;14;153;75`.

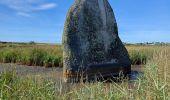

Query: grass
0;44;170;99
0;44;63;67
0;43;155;66
0;71;58;100
128;48;154;65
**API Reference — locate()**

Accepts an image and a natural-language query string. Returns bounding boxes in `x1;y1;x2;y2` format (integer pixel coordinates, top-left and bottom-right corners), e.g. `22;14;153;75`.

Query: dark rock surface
63;0;131;82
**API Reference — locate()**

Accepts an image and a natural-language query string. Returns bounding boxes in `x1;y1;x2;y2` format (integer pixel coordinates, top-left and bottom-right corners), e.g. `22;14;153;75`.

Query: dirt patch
0;63;144;82
131;65;143;72
0;63;63;81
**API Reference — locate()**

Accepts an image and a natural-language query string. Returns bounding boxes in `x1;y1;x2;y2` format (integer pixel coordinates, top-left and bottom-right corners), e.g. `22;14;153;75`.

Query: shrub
29;41;36;45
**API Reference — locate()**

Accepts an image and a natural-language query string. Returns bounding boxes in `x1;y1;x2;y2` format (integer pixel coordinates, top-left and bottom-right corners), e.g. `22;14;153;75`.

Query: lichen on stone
62;0;131;82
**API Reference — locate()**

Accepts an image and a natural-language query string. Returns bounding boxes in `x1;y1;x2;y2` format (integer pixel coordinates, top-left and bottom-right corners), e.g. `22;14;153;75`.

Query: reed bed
0;44;169;99
0;44;156;66
127;46;154;65
0;44;63;67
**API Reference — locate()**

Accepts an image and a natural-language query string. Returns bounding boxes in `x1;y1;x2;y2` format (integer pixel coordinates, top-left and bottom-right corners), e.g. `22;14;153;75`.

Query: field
0;43;170;99
0;43;154;66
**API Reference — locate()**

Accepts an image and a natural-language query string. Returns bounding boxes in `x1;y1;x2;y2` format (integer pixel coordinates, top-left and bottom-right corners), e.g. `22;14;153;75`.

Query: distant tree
29;41;36;45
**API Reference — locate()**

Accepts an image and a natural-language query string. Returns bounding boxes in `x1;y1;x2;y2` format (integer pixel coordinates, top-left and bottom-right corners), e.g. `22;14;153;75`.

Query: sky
0;0;169;43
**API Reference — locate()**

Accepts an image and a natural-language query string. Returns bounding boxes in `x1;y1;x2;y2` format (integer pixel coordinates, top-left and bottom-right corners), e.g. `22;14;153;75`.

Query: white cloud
16;12;32;17
36;3;57;10
0;0;57;17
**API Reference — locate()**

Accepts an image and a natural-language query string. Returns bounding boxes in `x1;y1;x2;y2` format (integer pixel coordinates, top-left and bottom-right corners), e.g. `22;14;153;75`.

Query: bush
29;41;36;45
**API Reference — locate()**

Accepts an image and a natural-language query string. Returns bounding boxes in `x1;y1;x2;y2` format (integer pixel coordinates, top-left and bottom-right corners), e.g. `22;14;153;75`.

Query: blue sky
0;0;169;43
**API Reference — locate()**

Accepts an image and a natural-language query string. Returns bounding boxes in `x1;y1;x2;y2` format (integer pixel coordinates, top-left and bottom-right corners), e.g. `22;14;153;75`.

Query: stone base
63;63;131;83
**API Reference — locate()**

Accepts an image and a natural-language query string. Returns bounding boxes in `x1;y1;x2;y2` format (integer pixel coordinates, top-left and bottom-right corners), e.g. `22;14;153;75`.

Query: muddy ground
0;63;143;81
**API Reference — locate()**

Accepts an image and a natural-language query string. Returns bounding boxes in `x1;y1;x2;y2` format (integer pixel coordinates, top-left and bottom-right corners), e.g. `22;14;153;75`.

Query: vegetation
0;71;58;99
127;46;154;65
0;43;170;99
0;43;156;66
0;46;170;99
0;44;63;67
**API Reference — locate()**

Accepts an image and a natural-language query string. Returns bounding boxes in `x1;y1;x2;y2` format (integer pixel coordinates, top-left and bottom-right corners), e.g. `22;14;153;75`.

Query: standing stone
63;0;131;82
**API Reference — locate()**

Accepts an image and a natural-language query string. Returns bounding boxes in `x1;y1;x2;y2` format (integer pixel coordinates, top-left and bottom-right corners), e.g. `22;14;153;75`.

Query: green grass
0;45;170;99
0;71;58;100
128;49;153;65
0;63;169;99
0;44;63;67
0;44;155;66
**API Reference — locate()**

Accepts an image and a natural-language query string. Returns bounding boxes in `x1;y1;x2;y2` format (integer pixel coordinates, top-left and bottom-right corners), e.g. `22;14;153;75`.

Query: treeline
0;41;52;45
124;42;170;46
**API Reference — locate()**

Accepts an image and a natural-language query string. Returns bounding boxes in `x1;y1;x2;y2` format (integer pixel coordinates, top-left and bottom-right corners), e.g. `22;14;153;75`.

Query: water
128;71;143;80
128;65;144;81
